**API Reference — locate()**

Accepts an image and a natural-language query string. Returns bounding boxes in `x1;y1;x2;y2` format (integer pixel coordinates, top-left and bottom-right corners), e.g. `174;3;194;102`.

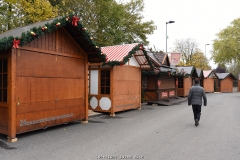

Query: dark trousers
192;105;201;121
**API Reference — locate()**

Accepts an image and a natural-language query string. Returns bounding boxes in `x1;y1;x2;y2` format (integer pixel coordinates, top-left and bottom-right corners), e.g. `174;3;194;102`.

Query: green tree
214;64;227;73
189;51;211;70
178;51;211;70
226;62;240;78
120;0;156;45
212;18;240;65
0;0;58;33
50;0;156;46
19;0;58;24
0;0;24;33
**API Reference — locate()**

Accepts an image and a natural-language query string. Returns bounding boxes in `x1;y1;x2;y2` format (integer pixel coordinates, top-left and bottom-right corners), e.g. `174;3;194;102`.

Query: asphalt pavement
0;92;240;160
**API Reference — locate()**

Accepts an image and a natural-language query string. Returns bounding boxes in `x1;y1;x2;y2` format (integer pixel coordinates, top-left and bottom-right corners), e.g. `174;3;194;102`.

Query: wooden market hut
88;43;154;116
215;73;237;92
176;66;198;97
238;74;240;92
203;70;218;93
141;52;177;105
0;16;105;142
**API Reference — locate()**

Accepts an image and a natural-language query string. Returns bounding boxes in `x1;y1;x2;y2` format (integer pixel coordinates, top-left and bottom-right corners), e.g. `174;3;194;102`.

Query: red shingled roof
101;43;139;61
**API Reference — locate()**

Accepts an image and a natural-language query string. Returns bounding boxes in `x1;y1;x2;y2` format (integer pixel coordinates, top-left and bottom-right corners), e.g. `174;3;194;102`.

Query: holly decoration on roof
102;44;154;70
41;26;47;31
72;16;80;26
0;14;106;62
55;22;61;26
12;39;20;49
30;31;36;36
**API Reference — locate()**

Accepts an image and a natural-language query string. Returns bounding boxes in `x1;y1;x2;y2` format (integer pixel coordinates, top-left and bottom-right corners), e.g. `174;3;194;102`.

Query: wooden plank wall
204;78;214;93
184;77;193;96
147;76;156;90
177;88;184;97
0;106;8;134
144;92;157;101
220;77;233;93
113;66;141;112
238;80;240;92
178;77;193;97
158;76;175;99
15;29;87;134
159;76;175;89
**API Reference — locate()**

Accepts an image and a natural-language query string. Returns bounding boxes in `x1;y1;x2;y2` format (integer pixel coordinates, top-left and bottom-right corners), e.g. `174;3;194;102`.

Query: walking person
188;78;207;126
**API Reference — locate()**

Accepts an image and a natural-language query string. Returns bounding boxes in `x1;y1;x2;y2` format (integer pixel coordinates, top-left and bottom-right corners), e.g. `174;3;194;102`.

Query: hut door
0;59;8;103
0;59;8;132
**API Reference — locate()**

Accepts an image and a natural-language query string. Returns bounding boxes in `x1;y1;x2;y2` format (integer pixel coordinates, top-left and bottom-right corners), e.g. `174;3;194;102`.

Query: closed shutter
159;76;175;89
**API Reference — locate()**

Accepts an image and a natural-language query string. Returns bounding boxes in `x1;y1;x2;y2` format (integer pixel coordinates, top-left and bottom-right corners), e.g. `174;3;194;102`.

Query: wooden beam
21;46;84;59
88;58;102;62
8;49;17;142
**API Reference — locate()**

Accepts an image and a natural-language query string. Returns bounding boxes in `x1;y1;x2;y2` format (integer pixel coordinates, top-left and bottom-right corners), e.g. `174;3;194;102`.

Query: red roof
203;70;212;78
101;43;139;61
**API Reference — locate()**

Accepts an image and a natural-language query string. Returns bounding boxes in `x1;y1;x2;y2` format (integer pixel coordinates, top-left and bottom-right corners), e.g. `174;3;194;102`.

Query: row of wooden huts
140;59;237;102
0;16;238;142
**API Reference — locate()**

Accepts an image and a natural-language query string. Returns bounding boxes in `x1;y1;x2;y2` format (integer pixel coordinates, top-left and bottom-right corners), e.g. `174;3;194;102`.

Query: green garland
102;44;154;70
0;14;106;62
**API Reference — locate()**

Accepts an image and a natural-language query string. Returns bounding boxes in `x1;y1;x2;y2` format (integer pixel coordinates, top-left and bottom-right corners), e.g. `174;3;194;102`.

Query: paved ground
1;92;240;160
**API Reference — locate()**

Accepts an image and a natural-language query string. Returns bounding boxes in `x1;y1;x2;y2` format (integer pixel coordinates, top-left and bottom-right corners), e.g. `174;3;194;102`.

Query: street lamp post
203;44;210;69
166;20;175;53
205;44;210;57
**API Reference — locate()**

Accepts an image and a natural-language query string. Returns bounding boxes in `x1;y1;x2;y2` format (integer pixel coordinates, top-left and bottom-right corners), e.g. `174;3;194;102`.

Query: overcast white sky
141;0;240;68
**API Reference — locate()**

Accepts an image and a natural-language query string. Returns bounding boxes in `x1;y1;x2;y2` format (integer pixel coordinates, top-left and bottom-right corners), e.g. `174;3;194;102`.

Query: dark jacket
188;84;207;106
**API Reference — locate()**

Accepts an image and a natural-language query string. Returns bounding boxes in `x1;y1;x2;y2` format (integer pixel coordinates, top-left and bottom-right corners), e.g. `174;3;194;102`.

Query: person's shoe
195;119;199;126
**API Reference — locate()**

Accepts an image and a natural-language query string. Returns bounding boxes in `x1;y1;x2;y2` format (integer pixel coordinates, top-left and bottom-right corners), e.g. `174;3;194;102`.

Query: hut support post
82;58;89;124
138;71;142;110
156;77;159;102
110;68;115;117
175;77;178;98
8;49;17;142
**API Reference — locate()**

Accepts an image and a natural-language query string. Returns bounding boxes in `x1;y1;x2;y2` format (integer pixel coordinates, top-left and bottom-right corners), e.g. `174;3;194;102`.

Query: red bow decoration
120;62;124;66
13;39;20;49
72;16;80;26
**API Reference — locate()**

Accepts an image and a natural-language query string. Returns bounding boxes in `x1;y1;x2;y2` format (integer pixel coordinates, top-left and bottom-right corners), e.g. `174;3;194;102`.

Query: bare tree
173;38;199;64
